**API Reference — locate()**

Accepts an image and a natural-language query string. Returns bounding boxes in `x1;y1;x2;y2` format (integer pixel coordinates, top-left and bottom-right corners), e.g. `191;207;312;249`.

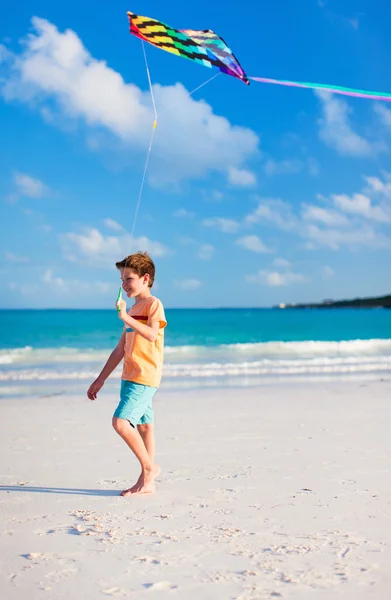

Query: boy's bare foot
125;465;161;492
120;464;161;497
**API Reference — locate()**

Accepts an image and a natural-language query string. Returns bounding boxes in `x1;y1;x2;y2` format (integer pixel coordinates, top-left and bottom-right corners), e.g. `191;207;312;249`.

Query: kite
127;10;391;102
127;11;249;85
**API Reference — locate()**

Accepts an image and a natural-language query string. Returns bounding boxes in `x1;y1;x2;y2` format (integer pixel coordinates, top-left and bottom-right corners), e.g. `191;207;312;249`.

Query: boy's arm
118;301;160;342
97;332;125;380
87;333;125;400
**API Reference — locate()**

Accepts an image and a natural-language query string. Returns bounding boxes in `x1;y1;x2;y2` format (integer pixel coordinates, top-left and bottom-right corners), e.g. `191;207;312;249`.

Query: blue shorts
113;380;157;426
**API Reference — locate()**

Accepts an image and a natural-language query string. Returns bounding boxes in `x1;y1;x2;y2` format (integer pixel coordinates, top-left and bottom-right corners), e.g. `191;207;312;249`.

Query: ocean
1;308;391;396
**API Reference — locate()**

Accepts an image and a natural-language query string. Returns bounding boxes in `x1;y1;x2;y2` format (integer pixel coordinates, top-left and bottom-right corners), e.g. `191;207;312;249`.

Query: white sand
1;380;391;599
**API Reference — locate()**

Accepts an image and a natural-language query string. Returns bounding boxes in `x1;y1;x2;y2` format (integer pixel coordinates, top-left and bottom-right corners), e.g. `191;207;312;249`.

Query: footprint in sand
98;480;119;486
267;544;314;556
45;568;78;583
22;552;51;562
68;524;96;536
143;581;177;591
102;587;128;596
214;508;233;515
136;556;161;565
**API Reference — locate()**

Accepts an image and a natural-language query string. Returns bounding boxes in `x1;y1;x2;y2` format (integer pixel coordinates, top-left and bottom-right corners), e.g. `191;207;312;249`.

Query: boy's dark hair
115;251;155;288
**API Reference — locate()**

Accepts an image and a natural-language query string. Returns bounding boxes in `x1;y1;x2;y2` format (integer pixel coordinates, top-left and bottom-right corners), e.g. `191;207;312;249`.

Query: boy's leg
112;417;159;495
137;423;156;463
126;424;160;493
126;424;160;494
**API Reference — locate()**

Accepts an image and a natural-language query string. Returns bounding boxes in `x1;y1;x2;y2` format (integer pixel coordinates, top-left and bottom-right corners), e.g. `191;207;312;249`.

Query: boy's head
115;251;155;297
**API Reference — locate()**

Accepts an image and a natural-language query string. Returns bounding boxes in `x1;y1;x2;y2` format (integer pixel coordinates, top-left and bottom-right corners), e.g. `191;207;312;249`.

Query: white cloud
322;265;335;279
273;258;290;268
307;157;320;176
300;173;391;249
104;218;123;232
374;104;391;128
197;244;214;260
317;2;363;30
42;269;110;294
18;283;41;296
227;166;257;187
235;235;272;254
5;252;30;263
240;174;391;252
245;198;298;231
332;193;391;222
264;159;302;176
177;235;194;245
211;190;223;201
301;203;350;226
316;91;383;157
61;227;170;264
1;18;260;186
264;157;318;177
365;174;391;196
203;217;240;233
175;278;202;290
10;172;50;201
305;223;391;250
0;43;13;63
173;208;195;219
246;270;307;286
200;189;224;203
42;269;67;289
347;16;360;30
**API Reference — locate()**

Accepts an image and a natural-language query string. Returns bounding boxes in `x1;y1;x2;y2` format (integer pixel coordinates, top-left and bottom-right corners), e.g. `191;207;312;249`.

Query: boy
87;251;166;496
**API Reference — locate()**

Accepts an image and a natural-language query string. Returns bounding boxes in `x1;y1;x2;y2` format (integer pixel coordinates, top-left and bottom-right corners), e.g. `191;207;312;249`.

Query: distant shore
275;294;391;309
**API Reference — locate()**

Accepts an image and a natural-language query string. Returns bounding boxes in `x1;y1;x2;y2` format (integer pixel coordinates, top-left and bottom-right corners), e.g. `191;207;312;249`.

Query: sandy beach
1;379;391;599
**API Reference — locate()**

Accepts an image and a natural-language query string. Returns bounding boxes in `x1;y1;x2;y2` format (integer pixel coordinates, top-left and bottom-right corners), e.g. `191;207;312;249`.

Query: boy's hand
117;298;127;320
87;378;104;401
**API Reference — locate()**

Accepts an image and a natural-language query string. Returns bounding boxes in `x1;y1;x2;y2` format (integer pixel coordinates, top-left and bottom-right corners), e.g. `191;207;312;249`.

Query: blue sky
1;0;391;308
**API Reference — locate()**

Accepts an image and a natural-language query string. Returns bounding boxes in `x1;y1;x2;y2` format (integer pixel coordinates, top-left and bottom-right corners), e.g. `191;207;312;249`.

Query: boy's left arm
117;300;159;342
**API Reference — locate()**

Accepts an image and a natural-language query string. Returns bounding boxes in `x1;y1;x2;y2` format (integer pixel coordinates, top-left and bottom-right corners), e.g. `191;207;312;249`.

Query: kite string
129;123;156;239
157;72;221;118
129;42;158;239
142;41;158;123
119;43;158;307
129;63;219;238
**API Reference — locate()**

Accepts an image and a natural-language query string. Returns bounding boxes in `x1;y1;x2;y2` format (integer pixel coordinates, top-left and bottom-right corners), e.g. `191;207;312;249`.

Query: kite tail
249;77;391;102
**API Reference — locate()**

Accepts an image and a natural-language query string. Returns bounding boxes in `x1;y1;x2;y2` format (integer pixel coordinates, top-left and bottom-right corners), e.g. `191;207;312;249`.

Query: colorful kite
127;11;249;85
127;10;391;102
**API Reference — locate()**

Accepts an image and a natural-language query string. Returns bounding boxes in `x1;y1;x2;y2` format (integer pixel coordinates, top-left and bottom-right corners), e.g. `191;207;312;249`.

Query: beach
1;379;391;599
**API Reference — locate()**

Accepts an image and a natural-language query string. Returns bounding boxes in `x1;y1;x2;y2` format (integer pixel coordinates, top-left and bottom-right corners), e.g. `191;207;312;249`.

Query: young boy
87;251;166;496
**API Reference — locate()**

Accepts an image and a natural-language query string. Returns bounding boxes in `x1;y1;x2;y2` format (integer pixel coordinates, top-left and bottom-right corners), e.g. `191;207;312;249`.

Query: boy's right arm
87;333;125;400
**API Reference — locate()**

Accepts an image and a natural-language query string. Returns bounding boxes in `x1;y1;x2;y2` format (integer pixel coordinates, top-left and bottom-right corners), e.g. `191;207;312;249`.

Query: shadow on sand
0;485;119;497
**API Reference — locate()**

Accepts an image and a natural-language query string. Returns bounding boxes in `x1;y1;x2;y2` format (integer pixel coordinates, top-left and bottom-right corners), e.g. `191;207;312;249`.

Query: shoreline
2;370;391;400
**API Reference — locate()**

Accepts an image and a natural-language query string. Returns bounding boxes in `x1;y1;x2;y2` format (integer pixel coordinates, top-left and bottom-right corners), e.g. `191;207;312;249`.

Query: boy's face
120;268;149;298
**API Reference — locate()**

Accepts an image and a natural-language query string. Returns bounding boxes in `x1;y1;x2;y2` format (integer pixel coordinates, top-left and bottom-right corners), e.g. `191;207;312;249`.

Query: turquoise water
1;308;391;390
1;307;391;348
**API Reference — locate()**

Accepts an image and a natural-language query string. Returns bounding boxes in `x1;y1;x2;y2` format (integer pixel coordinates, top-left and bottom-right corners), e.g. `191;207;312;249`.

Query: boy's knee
137;423;153;434
112;416;128;433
